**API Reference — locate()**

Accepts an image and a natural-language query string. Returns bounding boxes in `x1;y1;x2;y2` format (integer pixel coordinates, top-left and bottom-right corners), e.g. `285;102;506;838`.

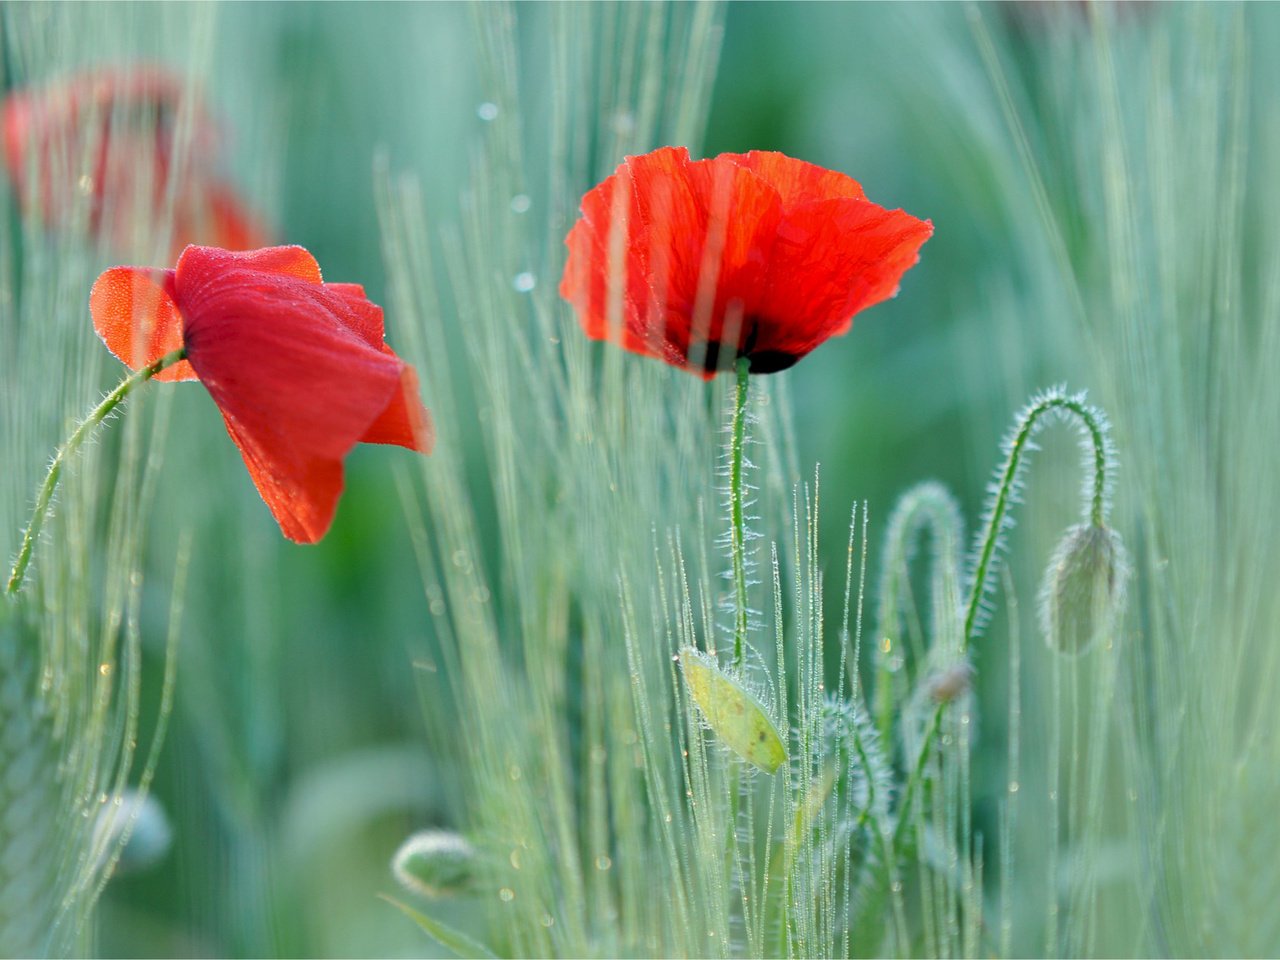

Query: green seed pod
1038;523;1129;654
392;830;477;898
679;647;787;774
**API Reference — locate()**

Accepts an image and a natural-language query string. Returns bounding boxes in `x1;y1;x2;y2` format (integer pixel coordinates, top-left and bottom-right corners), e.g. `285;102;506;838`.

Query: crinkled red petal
750;198;934;361
726;151;866;206
562;146;786;377
174;262;403;543
89;266;197;382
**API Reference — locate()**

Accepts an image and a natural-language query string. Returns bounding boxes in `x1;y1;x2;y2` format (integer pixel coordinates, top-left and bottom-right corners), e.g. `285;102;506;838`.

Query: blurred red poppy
2;66;266;253
90;245;433;543
560;147;933;377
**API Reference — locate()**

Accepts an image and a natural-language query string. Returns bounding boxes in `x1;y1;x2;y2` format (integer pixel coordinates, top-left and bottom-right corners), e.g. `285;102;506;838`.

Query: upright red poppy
2;66;266;253
90;245;433;543
559;147;933;377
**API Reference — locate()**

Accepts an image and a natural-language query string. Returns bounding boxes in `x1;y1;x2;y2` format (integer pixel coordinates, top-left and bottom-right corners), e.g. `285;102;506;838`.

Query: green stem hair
729;355;751;668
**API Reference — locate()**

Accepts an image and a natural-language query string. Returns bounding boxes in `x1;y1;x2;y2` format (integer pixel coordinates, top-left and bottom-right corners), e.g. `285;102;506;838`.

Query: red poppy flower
559;147;933;377
89;245;433;543
2;66;266;253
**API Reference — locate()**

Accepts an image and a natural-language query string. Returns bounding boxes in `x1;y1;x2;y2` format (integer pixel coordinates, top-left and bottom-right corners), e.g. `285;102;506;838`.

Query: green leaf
379;894;499;960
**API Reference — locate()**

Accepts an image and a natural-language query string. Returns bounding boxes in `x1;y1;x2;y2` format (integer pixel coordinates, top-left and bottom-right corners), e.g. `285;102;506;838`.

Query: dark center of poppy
691;319;799;375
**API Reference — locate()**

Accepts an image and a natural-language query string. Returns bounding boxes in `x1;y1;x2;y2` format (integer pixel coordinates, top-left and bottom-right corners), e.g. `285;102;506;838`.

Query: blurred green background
3;1;1274;955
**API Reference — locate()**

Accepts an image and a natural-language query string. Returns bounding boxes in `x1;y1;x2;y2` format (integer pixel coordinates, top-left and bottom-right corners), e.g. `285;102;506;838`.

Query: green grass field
1;3;1277;956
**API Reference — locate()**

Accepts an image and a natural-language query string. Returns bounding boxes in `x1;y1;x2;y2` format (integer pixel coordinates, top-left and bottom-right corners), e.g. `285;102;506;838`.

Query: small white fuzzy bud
391;830;477;898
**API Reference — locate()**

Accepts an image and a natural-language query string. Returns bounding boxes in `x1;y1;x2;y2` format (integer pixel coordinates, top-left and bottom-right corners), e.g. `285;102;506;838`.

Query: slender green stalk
729;355;750;668
5;348;188;596
892;393;1110;853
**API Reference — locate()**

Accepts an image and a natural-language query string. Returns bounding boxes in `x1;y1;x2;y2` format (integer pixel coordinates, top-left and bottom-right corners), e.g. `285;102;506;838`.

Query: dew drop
887;654;905;673
509;764;522;781
98;662;112;676
510;194;531;214
540;913;555;928
77;174;94;196
1009;780;1020;794
595;855;612;871
513;272;536;293
498;887;515;902
477;102;499;121
510;848;521;870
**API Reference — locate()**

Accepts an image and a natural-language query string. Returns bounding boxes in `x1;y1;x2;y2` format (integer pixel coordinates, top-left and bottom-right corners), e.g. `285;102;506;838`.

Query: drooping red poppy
90;245;433;543
2;66;266;253
559;147;933;377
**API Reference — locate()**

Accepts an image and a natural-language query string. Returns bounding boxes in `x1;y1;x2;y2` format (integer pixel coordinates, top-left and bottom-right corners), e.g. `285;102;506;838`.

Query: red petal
727;151;866;206
220;415;344;545
750;198;933;360
361;356;435;453
324;282;385;347
179;273;404;543
561;147;784;376
176;244;322;289
89;266;197;382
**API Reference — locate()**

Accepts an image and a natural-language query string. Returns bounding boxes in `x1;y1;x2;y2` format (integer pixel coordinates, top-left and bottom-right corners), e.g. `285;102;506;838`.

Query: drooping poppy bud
1038;522;1129;654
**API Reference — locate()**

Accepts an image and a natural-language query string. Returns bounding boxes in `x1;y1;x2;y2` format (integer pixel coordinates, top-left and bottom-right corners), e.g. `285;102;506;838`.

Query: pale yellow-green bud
679;647;787;774
1038;523;1129;654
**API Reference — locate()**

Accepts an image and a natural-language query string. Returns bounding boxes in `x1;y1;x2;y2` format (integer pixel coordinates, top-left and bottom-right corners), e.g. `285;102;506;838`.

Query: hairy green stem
729;355;750;668
892;394;1109;853
5;348;188;596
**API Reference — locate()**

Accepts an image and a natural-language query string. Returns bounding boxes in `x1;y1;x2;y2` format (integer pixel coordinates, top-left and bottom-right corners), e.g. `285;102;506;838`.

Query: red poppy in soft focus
90;245;433;543
559;146;933;377
2;66;266;253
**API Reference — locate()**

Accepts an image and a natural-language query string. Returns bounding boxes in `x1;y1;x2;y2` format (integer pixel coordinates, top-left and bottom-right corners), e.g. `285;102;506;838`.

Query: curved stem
893;393;1109;854
6;348;188;596
961;394;1107;653
729;356;750;668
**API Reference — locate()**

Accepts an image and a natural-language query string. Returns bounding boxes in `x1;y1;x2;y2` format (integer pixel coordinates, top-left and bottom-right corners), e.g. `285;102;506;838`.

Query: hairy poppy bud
679;647;787;774
926;661;975;704
391;830;477;899
1038;523;1129;654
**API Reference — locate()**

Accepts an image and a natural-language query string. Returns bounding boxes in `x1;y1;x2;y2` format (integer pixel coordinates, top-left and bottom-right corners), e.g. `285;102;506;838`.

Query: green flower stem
891;393;1109;853
729;355;750;668
5;347;188;596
